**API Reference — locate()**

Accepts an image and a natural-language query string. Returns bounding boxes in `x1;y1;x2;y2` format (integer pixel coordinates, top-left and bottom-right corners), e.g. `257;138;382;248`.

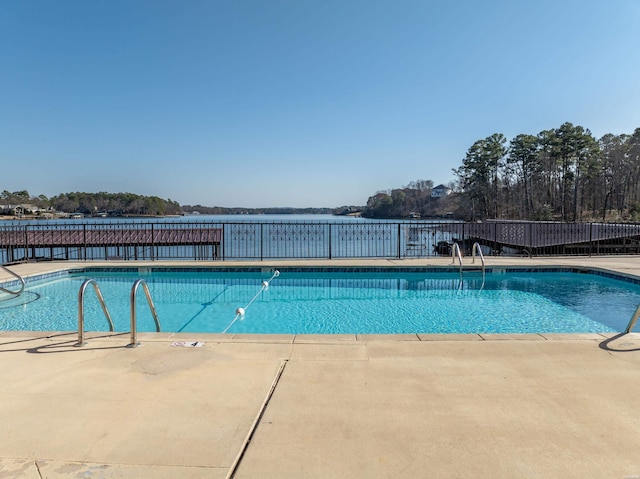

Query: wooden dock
0;226;223;262
435;221;640;252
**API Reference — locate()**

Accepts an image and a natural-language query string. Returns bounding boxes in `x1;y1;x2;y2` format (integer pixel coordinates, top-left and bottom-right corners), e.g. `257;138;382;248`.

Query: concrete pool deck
1;257;640;478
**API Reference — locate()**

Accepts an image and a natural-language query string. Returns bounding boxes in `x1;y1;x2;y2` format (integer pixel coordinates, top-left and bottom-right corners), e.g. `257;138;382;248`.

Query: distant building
431;184;452;198
3;204;40;217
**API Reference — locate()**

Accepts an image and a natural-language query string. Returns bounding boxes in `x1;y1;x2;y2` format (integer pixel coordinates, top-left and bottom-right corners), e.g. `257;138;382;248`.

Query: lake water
2;213;367;225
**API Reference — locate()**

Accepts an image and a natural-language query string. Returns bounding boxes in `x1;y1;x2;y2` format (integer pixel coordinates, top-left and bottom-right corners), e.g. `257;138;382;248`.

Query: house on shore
1;204;40;217
431;184;452;198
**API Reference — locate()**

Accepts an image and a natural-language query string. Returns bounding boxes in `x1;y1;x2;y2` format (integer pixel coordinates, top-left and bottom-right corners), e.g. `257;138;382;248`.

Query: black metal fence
2;220;640;264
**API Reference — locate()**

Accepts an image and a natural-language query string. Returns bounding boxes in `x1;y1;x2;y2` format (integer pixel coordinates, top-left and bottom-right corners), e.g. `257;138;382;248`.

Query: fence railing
2;220;640;263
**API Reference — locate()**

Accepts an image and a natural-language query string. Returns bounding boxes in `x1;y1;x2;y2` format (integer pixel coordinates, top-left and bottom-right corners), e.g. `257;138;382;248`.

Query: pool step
463;266;484;272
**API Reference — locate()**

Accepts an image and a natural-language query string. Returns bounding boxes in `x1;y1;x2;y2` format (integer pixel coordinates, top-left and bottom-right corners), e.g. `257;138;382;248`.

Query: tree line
6;121;640;223
362;180;455;218
1;190;183;216
183;205;337;215
454;123;640;222
363;123;640;222
1;190;341;217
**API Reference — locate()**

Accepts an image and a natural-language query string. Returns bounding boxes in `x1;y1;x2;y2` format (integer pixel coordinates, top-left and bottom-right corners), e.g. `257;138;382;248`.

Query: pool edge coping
4;261;640;287
0;329;618;344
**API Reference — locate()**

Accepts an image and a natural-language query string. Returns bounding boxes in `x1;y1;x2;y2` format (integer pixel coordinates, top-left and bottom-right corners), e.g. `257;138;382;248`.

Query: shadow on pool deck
599;331;640;352
1;257;640;477
0;332;130;354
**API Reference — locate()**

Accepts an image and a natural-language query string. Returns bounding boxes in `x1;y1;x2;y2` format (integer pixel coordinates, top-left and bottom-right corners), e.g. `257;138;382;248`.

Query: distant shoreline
0;214;182;221
0;212;349;221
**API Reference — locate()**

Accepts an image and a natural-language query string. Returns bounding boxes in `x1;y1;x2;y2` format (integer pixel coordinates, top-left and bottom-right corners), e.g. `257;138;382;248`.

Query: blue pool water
0;269;637;334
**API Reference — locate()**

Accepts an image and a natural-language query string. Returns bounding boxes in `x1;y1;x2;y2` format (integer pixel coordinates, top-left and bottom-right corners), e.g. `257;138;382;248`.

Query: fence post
221;223;226;260
23;225;28;262
260;223;264;261
589;222;593;257
397;223;401;259
328;223;332;260
462;222;466;250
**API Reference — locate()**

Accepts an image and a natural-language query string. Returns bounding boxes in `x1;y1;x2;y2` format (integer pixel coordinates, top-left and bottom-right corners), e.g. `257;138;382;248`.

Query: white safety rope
222;270;280;333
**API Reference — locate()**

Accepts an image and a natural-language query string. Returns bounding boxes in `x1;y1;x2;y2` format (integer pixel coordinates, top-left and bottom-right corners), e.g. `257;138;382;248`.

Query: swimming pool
0;268;637;334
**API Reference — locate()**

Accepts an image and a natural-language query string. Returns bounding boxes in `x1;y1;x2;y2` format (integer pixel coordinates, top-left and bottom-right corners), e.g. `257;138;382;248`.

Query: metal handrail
75;279;114;346
624;305;640;333
471;242;486;290
450;243;463;276
471;242;486;274
129;279;161;347
0;264;25;298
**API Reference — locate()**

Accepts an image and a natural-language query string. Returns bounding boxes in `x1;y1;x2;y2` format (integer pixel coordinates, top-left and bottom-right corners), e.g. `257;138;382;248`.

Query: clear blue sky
1;0;639;208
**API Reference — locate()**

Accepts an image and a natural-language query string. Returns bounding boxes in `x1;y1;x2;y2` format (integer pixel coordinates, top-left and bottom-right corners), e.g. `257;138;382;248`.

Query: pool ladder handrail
450;242;486;290
471;242;486;274
624;305;640;333
75;279;161;347
0;264;26;298
76;279;115;347
450;243;463;276
129;279;161;348
471;242;486;290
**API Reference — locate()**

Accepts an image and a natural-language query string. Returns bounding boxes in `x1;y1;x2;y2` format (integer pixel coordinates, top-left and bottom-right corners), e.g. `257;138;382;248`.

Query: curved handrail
471;242;486;290
624;305;640;334
0;264;26;298
471;242;486;273
129;279;161;347
76;279;114;347
450;243;463;276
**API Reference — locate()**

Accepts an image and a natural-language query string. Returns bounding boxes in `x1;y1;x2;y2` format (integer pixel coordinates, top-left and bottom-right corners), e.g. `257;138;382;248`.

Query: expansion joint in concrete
226;359;288;479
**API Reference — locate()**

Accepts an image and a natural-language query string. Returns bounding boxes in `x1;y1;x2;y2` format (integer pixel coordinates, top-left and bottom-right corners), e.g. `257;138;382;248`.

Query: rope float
222;270;280;333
